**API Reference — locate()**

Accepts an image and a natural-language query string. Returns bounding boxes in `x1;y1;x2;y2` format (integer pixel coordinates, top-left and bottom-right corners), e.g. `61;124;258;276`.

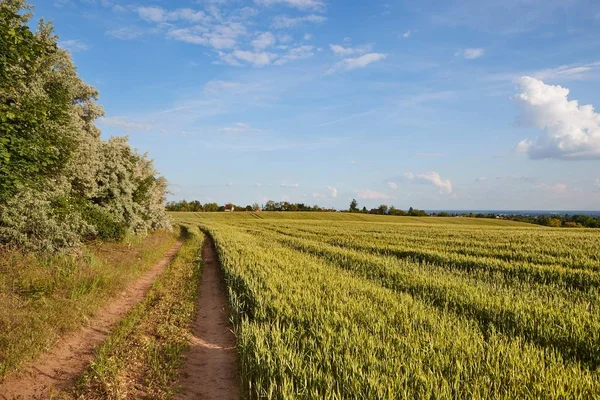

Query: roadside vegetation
70;226;203;399
0;230;178;379
174;212;600;399
1;0;170;252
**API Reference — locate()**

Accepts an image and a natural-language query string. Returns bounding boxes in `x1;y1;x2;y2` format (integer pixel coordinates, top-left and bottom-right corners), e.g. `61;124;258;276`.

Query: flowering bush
0;1;170;251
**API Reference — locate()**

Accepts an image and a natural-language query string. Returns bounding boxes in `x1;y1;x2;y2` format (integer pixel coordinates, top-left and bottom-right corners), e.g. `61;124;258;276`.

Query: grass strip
70;226;203;399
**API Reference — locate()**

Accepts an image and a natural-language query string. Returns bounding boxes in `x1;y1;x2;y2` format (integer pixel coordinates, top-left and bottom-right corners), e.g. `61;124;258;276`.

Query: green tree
349;199;359;213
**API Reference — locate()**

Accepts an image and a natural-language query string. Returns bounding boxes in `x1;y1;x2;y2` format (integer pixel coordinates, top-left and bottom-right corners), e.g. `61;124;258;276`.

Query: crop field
172;212;600;399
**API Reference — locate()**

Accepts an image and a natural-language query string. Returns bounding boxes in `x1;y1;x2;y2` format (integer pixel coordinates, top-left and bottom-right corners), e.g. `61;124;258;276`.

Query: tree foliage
0;1;170;251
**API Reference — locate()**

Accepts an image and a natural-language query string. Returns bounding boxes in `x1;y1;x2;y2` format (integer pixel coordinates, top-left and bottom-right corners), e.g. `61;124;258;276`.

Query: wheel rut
0;240;184;400
176;237;239;400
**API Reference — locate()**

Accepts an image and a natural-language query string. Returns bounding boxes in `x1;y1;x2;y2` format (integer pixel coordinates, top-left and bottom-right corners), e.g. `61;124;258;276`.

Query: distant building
224;203;235;212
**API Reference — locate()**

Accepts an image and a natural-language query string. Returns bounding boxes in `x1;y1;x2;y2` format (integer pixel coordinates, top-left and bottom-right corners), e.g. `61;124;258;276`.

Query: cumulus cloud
514;76;600;160
167;22;246;50
272;14;326;29
358;190;393;200
328;185;337;198
326;53;387;74
329;43;372;57
387;181;398;189
252;31;277;50
404;172;453;194
58;39;90;52
455;48;485;60
254;0;325;11
274;45;314;65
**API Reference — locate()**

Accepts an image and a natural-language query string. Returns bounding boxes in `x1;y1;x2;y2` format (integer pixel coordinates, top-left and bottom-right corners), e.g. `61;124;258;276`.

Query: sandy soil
176;237;240;400
0;240;184;400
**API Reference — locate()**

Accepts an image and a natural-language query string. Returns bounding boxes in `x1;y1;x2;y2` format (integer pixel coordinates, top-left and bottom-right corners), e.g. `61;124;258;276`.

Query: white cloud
58;39;90;52
404;172;453;194
252;31;277;50
455;48;485;60
534;62;600;82
137;6;207;23
272;14;326;29
281;183;300;188
106;26;145;40
137;6;166;22
329;43;372;57
358;189;393;200
274;45;314;65
534;183;568;195
401;91;456;106
231;50;278;67
594;178;600;188
203;80;255;94
99;116;152;130
304;33;312;40
219;122;258;133
514;76;600;160
168;22;246;50
326;53;387;74
402;30;411;38
387;181;398;189
328;185;338;198
254;0;325;11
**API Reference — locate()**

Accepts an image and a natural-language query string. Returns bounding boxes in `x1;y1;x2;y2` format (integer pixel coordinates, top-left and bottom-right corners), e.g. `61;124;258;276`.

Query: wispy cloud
358;189;394;200
329;43;372;57
455;48;485;60
534;183;568;195
58;39;90;52
326;53;387;74
328;185;338;198
219;122;261;133
272;14;326;29
137;6;208;23
106;26;146;40
400;91;456;106
281;183;300;188
387;181;398;189
534;62;600;82
254;0;325;12
401;30;411;38
99;116;153;130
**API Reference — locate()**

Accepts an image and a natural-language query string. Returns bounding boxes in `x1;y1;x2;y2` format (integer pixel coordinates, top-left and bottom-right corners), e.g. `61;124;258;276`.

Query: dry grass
0;230;178;379
70;226;203;399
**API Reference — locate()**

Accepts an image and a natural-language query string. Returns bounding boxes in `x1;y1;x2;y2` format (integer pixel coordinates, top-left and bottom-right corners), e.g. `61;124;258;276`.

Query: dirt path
0;240;184;400
176;238;239;400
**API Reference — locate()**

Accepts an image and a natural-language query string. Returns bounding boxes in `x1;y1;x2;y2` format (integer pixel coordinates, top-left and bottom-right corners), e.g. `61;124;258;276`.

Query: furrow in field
252;224;600;292
268;233;600;369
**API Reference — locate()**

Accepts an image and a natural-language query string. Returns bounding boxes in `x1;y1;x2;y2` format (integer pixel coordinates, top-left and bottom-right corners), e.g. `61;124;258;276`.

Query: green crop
172;212;600;399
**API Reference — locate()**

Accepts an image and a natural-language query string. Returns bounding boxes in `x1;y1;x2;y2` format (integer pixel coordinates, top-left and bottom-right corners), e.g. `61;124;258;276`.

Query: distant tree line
0;1;170;251
428;211;600;229
498;214;600;228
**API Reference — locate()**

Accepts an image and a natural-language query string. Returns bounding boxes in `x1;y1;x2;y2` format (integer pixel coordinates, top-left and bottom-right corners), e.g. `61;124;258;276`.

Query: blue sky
31;0;600;210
